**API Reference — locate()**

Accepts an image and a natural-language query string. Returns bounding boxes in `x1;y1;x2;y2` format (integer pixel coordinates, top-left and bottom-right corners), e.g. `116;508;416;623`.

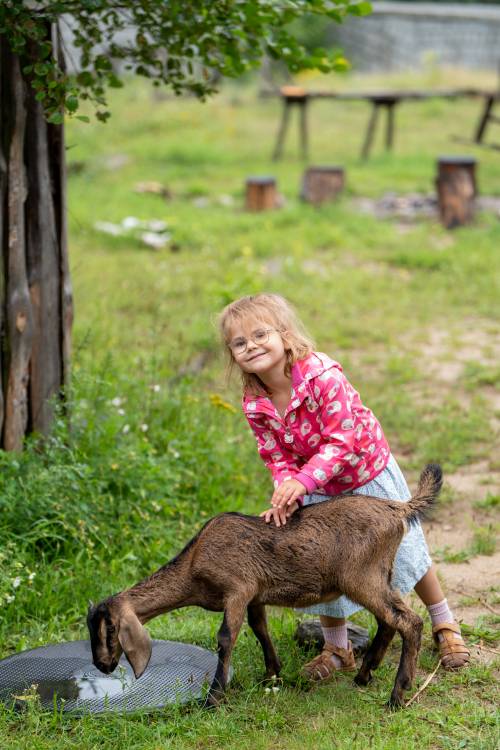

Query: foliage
0;0;370;123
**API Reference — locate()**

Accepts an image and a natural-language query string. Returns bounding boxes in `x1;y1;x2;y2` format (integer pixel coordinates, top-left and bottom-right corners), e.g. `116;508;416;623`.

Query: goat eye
108;625;116;634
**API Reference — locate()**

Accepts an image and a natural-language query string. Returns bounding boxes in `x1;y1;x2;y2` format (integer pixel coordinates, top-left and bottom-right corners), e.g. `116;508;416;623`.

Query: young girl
218;292;470;680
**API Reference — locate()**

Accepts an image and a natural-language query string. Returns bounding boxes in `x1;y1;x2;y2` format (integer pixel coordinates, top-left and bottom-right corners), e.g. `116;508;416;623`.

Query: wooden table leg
299;100;309;160
361;103;379;160
386;102;396;151
272;100;291;161
474;95;494;144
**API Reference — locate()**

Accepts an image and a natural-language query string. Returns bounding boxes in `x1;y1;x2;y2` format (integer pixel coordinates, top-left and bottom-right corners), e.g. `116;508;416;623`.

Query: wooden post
301;166;345;205
436;156;477;229
0;26;73;450
245;177;278;211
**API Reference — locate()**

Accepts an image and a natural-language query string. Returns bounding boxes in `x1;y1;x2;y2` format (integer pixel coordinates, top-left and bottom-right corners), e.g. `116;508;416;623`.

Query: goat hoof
200;693;223;710
354;671;372;686
386;694;405;711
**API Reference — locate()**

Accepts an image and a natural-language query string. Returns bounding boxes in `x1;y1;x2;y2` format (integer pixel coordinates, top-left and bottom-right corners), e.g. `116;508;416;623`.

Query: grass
0;67;499;748
474;494;500;512
434;524;497;562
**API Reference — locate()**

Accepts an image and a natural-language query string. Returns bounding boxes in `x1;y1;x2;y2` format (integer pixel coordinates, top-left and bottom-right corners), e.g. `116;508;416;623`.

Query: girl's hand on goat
260;501;299;527
270;479;306;510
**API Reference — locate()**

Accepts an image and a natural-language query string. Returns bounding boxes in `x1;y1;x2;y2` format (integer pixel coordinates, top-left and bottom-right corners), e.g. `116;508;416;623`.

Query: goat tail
404;463;443;523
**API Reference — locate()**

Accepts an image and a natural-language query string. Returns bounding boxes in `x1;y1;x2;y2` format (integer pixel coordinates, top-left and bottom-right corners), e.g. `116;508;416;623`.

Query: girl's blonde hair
218;293;315;396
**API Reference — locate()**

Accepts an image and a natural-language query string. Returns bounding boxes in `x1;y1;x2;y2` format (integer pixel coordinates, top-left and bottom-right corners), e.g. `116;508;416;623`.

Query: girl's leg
414;564;446;605
320;615;348;664
414;565;470;669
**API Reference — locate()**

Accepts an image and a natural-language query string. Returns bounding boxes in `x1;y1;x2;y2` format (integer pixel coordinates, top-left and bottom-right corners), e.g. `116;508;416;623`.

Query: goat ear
117;611;152;679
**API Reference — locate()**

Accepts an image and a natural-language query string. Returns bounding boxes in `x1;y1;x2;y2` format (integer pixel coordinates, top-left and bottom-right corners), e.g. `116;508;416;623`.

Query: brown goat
87;463;442;708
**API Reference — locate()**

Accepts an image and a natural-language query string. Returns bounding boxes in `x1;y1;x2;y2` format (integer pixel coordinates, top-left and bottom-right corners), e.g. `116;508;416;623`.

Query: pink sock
322;624;348;667
428;599;455;642
427;598;454;627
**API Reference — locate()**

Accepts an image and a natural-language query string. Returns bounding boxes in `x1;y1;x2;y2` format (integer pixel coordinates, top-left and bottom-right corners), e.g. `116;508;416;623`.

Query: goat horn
88;600;94;609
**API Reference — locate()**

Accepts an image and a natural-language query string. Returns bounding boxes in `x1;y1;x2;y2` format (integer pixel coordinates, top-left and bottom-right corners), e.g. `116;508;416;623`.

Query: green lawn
0;68;498;749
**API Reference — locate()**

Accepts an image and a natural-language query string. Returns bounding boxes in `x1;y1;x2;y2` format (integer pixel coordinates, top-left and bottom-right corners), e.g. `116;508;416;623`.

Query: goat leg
247;604;281;681
204;596;247;708
354;618;396;687
387;606;423;709
347;585;423;708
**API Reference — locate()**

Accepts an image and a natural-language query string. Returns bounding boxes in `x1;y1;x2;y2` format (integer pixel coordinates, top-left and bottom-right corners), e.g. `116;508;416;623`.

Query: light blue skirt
295;454;432;619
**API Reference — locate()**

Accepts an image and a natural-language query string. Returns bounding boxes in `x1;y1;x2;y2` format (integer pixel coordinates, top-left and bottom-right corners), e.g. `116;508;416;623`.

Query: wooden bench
272;86;497;160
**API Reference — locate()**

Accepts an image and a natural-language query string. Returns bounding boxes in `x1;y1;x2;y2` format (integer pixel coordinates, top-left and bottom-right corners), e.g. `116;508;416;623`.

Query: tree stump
245;177;278;211
436;156;477;229
301;166;345;205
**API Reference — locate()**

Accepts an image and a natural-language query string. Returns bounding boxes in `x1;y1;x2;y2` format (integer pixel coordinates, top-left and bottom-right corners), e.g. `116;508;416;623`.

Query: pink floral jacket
242;352;390;496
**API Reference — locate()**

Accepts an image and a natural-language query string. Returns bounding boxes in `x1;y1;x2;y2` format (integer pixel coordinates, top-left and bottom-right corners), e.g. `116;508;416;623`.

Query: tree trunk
0;26;73;450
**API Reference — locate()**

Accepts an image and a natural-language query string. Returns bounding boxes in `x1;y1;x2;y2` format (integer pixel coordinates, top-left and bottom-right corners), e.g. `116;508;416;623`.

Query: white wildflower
118;408;126;416
111;397;123;407
140;424;149;432
151;384;161;392
12;577;21;588
122;216;141;229
28;572;36;582
5;594;15;603
122;424;130;434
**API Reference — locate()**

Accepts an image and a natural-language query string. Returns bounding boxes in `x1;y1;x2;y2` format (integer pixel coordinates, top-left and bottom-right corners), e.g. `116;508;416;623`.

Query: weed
470;525;498;557
474;494;500;511
434;546;471;564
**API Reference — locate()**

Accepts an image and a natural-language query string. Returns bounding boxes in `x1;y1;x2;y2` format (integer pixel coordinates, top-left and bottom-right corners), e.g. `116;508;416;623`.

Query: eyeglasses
229;328;275;355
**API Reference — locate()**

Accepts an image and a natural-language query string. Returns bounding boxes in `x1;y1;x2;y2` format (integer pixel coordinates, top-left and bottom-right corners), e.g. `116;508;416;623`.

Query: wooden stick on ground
450;588;500;617
477;642;500;657
405;660;441;707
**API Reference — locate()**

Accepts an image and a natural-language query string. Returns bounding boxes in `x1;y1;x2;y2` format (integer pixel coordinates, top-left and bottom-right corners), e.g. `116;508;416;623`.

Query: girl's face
227;317;287;377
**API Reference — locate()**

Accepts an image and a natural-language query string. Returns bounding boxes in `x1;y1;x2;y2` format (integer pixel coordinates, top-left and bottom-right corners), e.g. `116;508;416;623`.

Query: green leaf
347;2;372;17
95;55;112;72
66;95;79;113
47;111;64;125
75;115;90;123
108;74;123;89
34;62;49;76
76;71;94;87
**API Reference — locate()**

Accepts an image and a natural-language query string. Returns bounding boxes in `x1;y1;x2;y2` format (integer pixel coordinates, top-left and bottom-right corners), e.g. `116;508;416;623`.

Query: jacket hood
242;352;343;417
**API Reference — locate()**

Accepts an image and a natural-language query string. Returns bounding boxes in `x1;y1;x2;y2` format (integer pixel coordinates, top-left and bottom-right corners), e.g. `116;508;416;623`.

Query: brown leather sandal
432;622;470;670
301;641;356;682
